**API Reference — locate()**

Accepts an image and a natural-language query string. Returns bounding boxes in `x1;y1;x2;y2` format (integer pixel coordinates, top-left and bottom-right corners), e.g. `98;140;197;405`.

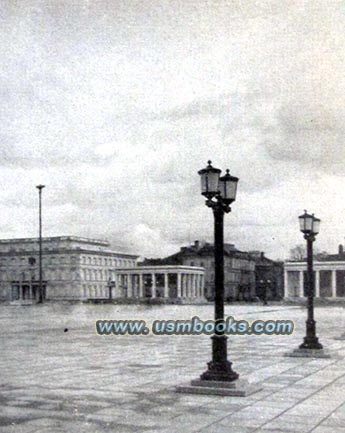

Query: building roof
287;254;345;263
248;251;284;265
316;253;345;262
0;236;109;246
142;241;254;265
0;236;139;258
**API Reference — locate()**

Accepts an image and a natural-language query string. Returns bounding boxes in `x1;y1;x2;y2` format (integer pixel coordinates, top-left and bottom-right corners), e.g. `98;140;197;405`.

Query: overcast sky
1;0;345;260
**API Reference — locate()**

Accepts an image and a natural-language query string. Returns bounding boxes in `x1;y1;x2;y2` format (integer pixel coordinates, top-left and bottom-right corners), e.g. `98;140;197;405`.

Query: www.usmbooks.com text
95;316;294;336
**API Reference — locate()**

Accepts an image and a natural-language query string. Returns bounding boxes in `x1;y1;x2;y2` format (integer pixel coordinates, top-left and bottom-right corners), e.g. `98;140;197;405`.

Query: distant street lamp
36;185;45;304
298;210;323;350
197;161;239;382
259;279;271;306
108;278;115;300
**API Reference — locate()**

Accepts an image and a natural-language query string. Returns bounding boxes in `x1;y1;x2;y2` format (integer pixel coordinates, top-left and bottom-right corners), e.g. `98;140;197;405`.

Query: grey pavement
1;303;345;432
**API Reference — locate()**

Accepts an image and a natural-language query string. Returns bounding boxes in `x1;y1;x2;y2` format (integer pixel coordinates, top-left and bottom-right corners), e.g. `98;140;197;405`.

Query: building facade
250;251;284;300
284;244;345;299
142;240;256;301
0;236;138;302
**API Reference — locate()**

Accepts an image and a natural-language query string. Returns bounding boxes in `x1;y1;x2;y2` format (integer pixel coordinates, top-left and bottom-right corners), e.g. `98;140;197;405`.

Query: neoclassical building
0;236;205;303
284;245;345;298
0;236;138;302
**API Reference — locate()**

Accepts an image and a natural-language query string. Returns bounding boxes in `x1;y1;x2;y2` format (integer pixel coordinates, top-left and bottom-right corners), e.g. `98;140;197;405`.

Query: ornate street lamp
197;161;239;382
297;210;323;350
259;279;270;306
176;161;261;395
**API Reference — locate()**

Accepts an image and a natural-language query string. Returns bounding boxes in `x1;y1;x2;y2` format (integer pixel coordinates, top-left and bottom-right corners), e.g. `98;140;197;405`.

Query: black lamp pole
198;161;239;382
299;211;322;350
36;185;45;304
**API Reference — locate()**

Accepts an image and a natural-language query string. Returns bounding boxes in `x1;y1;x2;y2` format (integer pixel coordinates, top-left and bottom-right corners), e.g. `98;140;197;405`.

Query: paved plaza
1;303;345;433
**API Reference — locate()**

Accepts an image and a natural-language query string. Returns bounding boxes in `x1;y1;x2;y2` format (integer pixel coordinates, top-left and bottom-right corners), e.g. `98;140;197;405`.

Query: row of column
12;283;36;301
178;273;204;298
116;272;205;299
284;270;337;297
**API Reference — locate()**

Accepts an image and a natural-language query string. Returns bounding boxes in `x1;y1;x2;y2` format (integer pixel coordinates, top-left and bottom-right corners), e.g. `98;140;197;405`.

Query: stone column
331;270;337;298
192;274;196;298
177;273;181;297
118;274;122;294
19;283;23;301
116;274;121;297
315;270;320;298
139;274;144;298
164;273;169;298
29;281;33;300
181;274;185;297
151;273;156;298
127;274;132;298
299;270;304;298
187;274;191;298
284;269;288;298
132;275;137;297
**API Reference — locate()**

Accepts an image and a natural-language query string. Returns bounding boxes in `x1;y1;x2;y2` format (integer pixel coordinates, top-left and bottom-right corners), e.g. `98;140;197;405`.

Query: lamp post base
285;347;330;358
176;379;261;397
199;335;239;382
299;337;323;350
298;319;323;350
200;361;239;382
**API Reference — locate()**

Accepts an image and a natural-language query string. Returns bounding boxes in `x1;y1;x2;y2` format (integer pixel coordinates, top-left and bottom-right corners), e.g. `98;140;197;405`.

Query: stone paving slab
1;303;345;432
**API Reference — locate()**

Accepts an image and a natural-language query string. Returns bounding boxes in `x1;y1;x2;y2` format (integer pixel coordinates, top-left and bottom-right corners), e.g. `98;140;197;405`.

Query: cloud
1;0;345;260
262;100;345;174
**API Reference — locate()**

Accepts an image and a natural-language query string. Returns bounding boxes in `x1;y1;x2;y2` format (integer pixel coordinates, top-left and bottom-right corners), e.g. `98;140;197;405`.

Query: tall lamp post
36;185;45;304
298;210;323;350
108;278;115;301
197;161;239;382
176;161;261;395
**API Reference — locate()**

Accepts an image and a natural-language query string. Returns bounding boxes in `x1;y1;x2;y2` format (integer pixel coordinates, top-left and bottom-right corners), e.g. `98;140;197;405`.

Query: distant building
249;251;284;301
284;244;345;299
142;240;256;301
0;236;138;302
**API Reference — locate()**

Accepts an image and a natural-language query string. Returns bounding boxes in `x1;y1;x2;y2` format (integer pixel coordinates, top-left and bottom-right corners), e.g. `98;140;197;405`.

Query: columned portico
10;279;46;304
285;261;345;299
114;266;205;301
